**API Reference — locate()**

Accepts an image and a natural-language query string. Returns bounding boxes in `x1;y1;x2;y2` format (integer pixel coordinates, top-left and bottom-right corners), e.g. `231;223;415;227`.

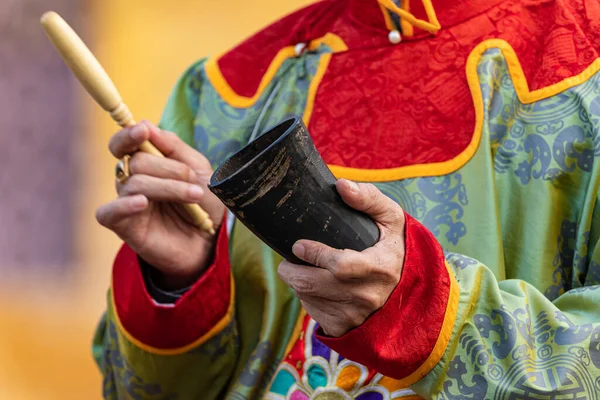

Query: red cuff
111;223;233;354
317;213;459;384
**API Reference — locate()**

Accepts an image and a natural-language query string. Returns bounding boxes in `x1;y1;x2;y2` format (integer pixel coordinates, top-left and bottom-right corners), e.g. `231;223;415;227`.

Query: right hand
96;121;226;289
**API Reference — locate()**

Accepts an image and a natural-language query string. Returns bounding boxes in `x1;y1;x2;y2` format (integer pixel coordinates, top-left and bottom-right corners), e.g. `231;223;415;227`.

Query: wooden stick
40;11;215;235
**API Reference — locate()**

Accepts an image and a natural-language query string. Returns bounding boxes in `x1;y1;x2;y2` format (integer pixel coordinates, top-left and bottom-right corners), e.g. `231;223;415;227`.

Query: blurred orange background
0;0;312;398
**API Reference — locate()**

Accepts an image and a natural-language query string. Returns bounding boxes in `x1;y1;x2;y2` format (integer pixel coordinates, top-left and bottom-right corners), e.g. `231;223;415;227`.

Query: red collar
351;0;507;37
420;0;506;28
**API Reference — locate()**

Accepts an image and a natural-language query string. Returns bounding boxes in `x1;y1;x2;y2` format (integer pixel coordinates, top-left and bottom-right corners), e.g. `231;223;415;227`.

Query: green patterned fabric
410;49;600;398
93;44;600;399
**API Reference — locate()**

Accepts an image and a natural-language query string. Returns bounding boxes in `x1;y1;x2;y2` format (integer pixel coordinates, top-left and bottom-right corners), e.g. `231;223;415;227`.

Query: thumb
336;179;404;227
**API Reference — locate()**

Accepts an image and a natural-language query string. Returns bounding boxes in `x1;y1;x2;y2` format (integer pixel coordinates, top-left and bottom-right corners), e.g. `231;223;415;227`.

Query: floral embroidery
267;318;418;400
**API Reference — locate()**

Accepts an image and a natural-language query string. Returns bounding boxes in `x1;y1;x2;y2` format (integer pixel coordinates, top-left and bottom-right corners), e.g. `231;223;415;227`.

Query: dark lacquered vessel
209;117;379;264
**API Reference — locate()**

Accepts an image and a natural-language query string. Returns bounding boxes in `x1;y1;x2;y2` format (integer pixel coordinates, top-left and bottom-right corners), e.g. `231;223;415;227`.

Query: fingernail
131;195;147;210
131;125;146;141
189;185;204;200
346;180;359;193
292;242;305;258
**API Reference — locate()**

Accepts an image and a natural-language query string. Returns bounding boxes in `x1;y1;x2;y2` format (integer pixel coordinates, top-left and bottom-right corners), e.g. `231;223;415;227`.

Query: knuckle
277;262;291;282
362;291;384;311
331;255;353;280
95;207;107;226
327;326;344;338
398;205;406;221
343;308;364;328
389;206;404;222
370;253;396;281
108;136;120;156
370;263;400;287
385;262;401;284
108;128;130;155
147;179;181;200
129;153;145;174
391;207;404;224
160;131;181;155
365;183;379;201
163;129;179;141
140;119;153;129
121;175;143;196
309;245;326;267
165;182;183;199
117;185;129;196
354;262;371;279
332;251;366;280
291;276;315;294
352;310;367;327
361;184;382;213
179;165;195;182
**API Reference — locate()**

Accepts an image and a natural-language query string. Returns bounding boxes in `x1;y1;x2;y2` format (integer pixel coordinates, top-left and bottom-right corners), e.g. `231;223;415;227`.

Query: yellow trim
379;2;396;31
379;376;407;392
399;0;414;37
394;261;460;387
205;33;347;109
328;39;600;182
283;308;307;356
483;40;600;104
377;0;441;34
421;0;441;30
431;267;483;394
111;274;236;356
302;53;332;125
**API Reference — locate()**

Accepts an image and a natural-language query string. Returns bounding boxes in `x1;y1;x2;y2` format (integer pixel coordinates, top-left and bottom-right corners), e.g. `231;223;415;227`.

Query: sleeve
317;213;600;398
92;59;240;400
141;261;192;304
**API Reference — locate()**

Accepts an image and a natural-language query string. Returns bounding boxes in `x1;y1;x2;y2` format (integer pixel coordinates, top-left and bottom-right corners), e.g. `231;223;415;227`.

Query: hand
278;179;406;337
96;121;226;289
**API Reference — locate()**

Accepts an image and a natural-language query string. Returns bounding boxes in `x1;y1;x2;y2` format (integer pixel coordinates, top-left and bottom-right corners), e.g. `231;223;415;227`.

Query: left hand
278;179;406;338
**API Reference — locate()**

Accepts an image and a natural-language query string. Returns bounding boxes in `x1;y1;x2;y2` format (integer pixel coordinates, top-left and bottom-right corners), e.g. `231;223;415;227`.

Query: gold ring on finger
116;155;132;184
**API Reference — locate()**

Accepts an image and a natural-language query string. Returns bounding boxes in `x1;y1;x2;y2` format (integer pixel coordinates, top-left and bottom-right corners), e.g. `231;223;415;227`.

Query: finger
129;152;197;183
140;121;211;171
96;195;148;230
292;240;370;280
117;174;205;203
108;123;150;159
277;260;349;301
336;179;405;228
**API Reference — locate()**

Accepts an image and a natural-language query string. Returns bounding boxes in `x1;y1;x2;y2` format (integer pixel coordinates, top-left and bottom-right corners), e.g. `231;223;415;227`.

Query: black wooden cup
208;117;380;265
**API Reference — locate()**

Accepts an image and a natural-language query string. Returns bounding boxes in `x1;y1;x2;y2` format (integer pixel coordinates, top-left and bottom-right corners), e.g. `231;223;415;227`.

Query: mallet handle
41;11;215;234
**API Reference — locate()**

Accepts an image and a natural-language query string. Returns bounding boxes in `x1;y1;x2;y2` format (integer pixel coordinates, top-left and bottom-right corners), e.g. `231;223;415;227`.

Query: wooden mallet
40;11;215;235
